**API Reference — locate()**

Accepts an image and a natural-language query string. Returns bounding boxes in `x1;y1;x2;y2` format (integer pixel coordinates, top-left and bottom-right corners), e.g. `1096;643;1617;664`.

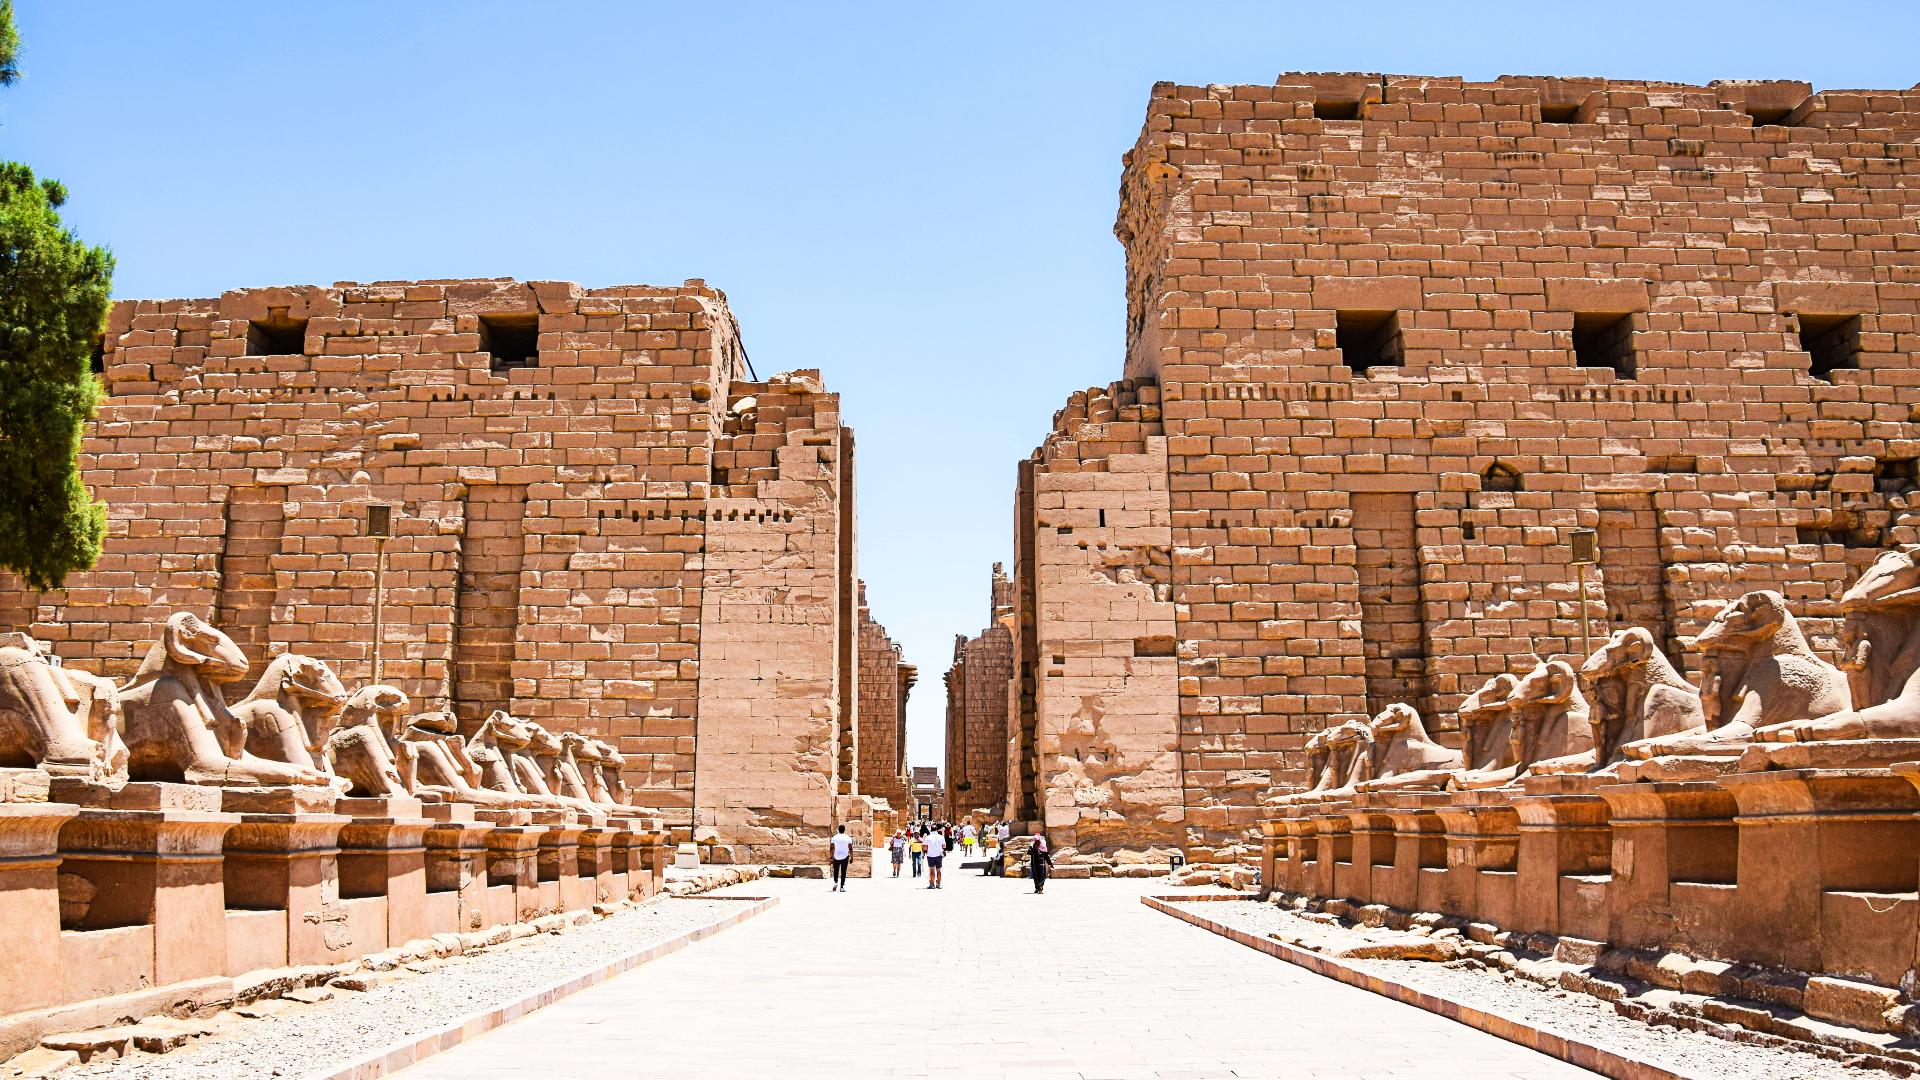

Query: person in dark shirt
1029;830;1052;894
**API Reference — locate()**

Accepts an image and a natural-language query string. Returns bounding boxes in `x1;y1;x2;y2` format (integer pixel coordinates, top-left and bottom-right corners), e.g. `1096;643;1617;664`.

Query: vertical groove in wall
213;486;287;700
1351;492;1429;720
1013;458;1040;822
837;430;858;796
451;485;528;733
1596;493;1671;651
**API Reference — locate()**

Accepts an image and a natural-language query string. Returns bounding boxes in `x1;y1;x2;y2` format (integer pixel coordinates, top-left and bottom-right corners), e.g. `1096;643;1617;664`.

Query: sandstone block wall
943;567;1015;817
856;589;913;812
990;73;1920;855
0;280;907;860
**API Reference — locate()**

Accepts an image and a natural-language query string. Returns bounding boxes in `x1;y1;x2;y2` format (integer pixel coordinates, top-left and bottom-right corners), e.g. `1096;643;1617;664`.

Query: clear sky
6;2;1917;770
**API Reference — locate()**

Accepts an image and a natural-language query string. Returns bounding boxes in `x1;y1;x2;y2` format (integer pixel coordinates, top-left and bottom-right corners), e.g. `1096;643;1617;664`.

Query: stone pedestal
476;809;546;922
1380;793;1451;914
1276;814;1318;895
221;787;350;967
1257;820;1282;900
421;802;490;935
1309;801;1354;900
50;780;238;987
1511;775;1612;940
1596;764;1739;954
1343;797;1397;906
337;795;432;950
575;818;618;907
1436;789;1519;926
0;781;79;1016
534;811;590;913
1719;742;1920;984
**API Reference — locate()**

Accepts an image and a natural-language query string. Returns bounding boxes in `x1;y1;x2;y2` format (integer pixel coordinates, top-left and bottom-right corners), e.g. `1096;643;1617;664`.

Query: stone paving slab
398;853;1596;1078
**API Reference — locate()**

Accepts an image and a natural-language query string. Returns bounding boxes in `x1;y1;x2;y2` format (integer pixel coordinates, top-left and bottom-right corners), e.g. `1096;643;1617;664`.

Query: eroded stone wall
0;280;903;859
987;73;1920;856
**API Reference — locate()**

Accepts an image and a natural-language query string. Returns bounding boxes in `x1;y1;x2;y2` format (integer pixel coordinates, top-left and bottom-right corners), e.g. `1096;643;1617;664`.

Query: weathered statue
324;685;409;797
1578;627;1704;764
234;653;348;778
1623;590;1848;759
1355;702;1464;791
523;721;599;812
1448;671;1524;788
468;711;579;810
1272;718;1372;804
1504;659;1596;776
120;613;332;786
396;710;528;806
551;731;601;804
1757;547;1920;743
0;633;125;780
589;738;644;810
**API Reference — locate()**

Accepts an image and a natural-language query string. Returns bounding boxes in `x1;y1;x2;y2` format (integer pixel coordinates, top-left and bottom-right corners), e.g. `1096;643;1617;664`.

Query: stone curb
1143;894;1704;1080
309;896;778;1080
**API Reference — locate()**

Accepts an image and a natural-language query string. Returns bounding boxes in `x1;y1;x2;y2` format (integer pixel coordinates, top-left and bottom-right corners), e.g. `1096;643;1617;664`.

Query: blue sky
7;2;1917;769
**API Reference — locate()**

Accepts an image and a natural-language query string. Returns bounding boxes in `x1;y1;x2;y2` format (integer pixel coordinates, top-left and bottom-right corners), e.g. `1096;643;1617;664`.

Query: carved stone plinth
475;809;546;922
337;795;432;950
421;802;490;935
50;780;237;987
575;821;619;906
0;782;80;1016
1595;771;1738;954
1719;751;1920;985
1340;796;1397;906
1257;820;1283;900
1379;793;1452;913
1511;774;1613;940
221;787;350;968
1435;789;1519;926
540;812;592;911
1274;814;1319;896
1308;800;1355;900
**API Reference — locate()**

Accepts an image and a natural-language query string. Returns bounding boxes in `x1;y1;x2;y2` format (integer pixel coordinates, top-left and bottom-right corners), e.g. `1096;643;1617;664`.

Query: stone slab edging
310;895;777;1080
1143;894;1702;1080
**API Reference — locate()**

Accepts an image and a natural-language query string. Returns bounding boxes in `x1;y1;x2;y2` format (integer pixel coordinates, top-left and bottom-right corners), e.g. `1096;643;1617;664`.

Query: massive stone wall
0;279;907;858
856;588;913;813
993;73;1920;856
943;567;1015;817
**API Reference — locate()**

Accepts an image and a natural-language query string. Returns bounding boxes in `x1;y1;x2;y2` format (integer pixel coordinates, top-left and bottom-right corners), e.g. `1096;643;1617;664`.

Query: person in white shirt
828;825;855;891
997;821;1011;845
923;827;947;889
962;822;977;855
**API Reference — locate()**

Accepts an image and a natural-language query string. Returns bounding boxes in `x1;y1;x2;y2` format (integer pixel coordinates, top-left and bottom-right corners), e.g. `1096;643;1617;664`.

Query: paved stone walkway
401;853;1595;1079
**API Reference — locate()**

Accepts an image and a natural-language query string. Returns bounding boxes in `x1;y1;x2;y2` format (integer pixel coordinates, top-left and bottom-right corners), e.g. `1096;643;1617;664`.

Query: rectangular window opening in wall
1573;312;1636;378
1746;106;1795;127
1796;313;1861;381
1876;457;1918;496
479;314;540;372
1539;102;1580;123
1313;98;1362;121
1335;310;1403;372
245;318;307;357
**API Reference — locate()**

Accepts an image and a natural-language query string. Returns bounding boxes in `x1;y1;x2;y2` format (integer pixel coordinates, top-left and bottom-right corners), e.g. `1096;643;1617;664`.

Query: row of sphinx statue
1279;544;1920;799
0;611;652;814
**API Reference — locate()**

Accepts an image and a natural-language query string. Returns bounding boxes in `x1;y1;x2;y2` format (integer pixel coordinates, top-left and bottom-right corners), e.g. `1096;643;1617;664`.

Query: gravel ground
1170;900;1881;1080
64;897;758;1080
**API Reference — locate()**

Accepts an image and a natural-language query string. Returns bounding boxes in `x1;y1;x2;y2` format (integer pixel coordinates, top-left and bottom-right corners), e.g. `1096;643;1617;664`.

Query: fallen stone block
127;1017;215;1054
281;987;334;1005
1804;976;1903;1034
39;1029;133;1063
1;1047;80;1078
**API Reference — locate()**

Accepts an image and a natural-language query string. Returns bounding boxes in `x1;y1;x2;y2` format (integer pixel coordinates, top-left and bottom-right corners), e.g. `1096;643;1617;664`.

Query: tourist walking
962;822;977;856
909;830;925;877
997;820;1011;848
1029;831;1052;894
828;825;854;892
924;825;947;889
888;831;906;877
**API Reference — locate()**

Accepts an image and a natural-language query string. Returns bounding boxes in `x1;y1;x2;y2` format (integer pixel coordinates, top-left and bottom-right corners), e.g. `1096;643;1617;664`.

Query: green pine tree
0;0;115;590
